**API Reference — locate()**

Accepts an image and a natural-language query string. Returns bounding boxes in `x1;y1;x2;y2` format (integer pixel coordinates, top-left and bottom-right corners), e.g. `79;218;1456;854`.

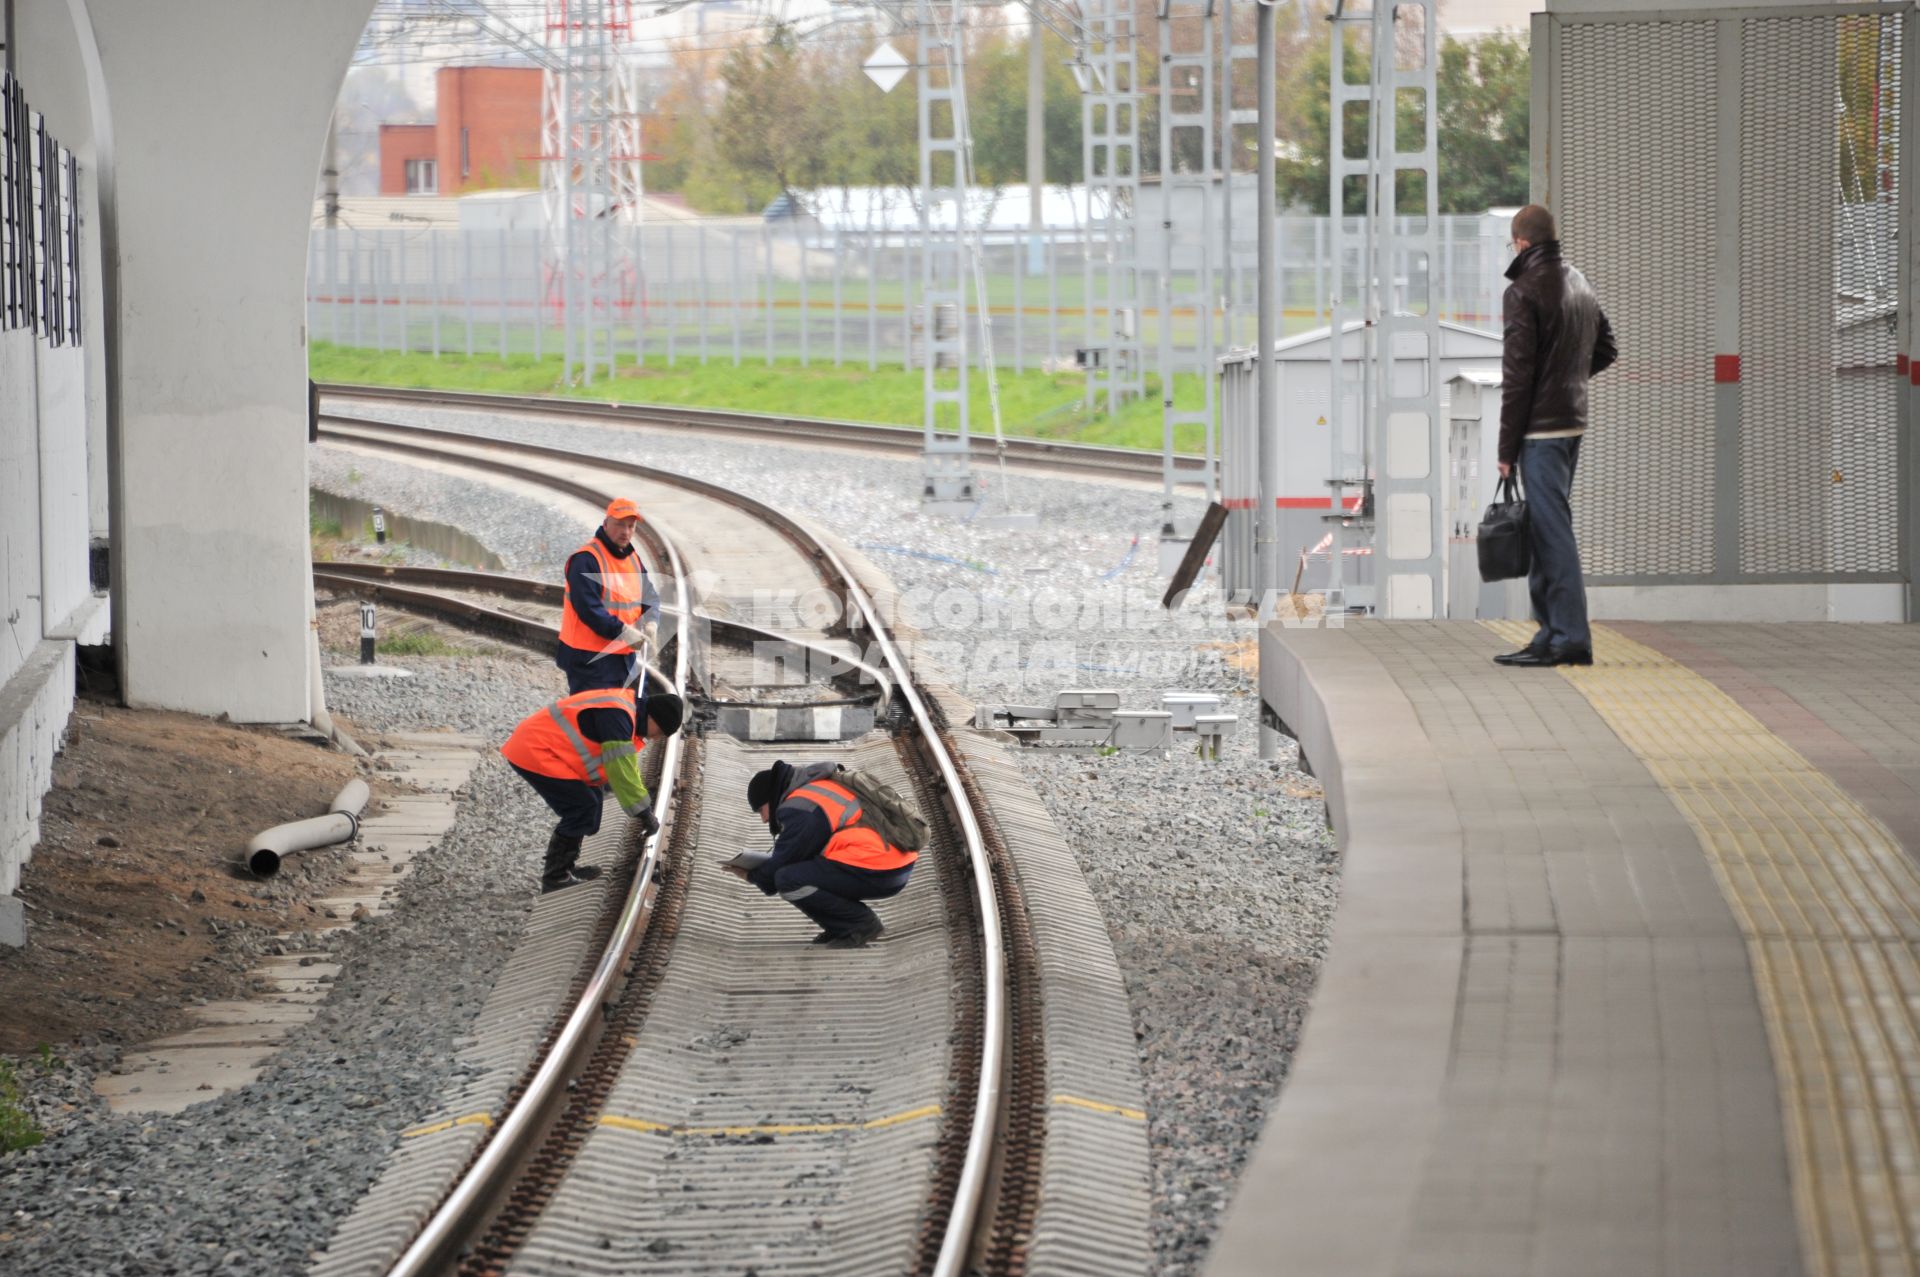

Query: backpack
827;765;929;853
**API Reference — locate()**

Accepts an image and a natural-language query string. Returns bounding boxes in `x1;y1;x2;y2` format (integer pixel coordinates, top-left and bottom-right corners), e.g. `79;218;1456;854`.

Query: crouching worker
728;760;924;948
501;688;685;892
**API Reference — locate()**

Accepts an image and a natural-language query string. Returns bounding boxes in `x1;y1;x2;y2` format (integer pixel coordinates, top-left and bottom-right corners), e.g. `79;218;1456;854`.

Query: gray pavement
1200;620;1908;1277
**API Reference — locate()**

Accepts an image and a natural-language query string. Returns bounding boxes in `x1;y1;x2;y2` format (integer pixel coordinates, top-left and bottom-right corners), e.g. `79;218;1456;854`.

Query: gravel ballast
0;652;571;1277
309;406;1339;1277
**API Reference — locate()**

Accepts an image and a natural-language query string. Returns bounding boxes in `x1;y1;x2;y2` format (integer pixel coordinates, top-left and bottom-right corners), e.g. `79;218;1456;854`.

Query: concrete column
68;0;375;719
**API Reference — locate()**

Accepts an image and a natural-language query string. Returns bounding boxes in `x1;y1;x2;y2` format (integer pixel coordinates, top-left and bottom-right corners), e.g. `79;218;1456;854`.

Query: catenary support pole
322;110;340;230
1256;0;1280;759
1028;12;1045;234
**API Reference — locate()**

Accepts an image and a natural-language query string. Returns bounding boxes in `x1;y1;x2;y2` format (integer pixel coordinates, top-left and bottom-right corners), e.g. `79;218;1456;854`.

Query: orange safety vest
558;537;647;655
500;688;644;786
790;778;918;873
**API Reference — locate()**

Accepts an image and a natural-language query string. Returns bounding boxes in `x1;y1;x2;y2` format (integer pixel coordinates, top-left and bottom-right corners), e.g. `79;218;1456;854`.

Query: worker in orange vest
502;687;684;892
727;760;917;947
557;497;660;695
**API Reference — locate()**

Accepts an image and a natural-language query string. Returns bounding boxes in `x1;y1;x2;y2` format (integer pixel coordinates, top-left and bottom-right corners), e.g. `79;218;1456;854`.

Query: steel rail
323;418;1006;1275
380;486;693;1277
317;380;1210;485
310;569;611;667
803;510;1007;1277
309;559;895;702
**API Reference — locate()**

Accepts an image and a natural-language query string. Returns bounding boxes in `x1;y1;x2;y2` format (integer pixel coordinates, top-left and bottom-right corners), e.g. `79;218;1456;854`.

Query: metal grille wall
1741;14;1902;576
1559;20;1720;578
1742;17;1842;575
1828;13;1904;576
1548;5;1909;585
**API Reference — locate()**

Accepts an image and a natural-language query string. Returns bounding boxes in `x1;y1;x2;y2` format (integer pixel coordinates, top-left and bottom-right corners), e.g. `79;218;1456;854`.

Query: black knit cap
747;762;786;813
642;692;684;737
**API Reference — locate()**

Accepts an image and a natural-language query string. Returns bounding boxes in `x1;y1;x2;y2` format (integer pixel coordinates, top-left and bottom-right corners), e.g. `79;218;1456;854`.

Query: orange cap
604;497;642;522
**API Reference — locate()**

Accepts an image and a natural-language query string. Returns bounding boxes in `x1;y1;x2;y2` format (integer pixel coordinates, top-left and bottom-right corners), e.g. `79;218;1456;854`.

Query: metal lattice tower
1326;0;1442;617
1218;0;1257;354
1080;0;1144;417
915;0;977;509
543;0;642;387
1156;0;1218;550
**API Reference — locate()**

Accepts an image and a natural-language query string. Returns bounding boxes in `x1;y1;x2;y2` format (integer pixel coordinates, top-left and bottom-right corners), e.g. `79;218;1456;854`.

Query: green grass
377;631;460;658
0;1061;43;1155
308;342;1216;454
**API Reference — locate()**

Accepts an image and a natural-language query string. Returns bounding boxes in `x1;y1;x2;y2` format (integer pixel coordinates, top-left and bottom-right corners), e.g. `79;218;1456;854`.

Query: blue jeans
1520;436;1590;651
773;858;912;936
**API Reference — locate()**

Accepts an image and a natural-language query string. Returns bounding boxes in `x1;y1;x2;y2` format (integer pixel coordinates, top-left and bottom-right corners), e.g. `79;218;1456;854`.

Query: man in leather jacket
1493;204;1617;669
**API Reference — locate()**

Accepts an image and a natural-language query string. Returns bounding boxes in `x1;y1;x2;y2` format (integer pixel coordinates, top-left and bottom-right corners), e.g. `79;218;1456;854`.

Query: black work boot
542;864;602;893
823;922;884;950
541;832;598;893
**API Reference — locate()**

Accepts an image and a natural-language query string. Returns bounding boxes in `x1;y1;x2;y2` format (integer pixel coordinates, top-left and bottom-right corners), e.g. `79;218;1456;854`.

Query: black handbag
1477;474;1531;582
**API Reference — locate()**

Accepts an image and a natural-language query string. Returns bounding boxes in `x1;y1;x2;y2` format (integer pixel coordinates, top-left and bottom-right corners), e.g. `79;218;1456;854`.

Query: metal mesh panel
1828;14;1904;575
1739;13;1902;577
1562;21;1720;577
1740;18;1843;575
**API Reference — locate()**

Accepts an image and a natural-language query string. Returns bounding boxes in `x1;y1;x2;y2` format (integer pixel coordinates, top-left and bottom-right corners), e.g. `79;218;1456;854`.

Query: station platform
1208;619;1920;1277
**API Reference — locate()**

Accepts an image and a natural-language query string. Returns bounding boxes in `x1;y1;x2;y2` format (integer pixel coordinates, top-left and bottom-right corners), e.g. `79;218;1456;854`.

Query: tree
713;24;835;204
1274;28;1530;215
820;63;919;195
967;33;1084;187
1435;31;1530;214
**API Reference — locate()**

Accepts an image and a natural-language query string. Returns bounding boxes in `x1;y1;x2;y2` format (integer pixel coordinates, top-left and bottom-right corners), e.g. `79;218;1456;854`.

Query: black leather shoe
1498;644;1593;669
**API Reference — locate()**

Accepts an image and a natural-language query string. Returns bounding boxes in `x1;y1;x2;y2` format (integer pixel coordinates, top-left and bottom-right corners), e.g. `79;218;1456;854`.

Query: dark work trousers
557;642;638;696
1520;435;1591;652
509;763;605;838
772;858;913;937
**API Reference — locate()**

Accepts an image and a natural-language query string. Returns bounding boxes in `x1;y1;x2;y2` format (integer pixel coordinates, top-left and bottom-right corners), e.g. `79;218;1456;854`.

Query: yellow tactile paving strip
1487;621;1920;1277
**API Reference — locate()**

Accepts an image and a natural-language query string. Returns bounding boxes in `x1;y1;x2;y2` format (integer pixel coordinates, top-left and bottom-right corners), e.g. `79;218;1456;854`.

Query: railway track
316;381;1211;487
306;417;1080;1276
310;560;892;715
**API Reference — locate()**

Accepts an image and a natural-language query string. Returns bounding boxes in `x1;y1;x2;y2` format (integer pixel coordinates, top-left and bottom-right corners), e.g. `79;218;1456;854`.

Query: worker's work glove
617;623;648;651
625;802;660;839
642;619;659;651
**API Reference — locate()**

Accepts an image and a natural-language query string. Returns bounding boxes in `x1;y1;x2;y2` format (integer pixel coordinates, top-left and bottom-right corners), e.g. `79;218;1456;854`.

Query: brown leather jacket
1499;241;1616;465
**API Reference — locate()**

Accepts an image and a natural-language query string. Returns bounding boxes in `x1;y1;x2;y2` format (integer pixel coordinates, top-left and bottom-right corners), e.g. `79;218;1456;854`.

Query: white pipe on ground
245;777;371;877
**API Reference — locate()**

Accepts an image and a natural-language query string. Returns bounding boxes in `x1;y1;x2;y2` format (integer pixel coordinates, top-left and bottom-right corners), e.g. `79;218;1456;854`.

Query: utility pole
323;111;341;229
1027;12;1044;235
1255;0;1278;757
916;0;978;512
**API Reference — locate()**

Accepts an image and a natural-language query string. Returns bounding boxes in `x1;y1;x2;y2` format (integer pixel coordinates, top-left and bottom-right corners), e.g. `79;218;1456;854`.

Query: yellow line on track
598;1103;942;1139
1487;620;1920;1277
1051;1093;1148;1122
401;1112;494;1139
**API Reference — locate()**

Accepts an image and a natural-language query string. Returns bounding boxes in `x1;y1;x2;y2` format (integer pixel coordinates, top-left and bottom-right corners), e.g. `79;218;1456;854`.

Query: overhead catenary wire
351;4;1054;65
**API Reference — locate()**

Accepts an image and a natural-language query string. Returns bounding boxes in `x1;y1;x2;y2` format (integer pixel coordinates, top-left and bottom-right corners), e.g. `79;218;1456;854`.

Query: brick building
378;66;541;196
